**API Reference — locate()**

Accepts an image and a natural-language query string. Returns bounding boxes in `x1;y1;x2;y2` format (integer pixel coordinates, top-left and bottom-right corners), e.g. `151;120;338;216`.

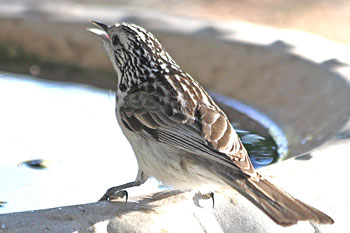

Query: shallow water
237;129;278;168
0;73;280;214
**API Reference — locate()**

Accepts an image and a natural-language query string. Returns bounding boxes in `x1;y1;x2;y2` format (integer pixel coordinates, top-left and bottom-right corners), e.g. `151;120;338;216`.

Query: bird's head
88;21;179;92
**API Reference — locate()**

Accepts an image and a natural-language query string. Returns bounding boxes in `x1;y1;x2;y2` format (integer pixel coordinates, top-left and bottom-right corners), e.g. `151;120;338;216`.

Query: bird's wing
119;76;256;177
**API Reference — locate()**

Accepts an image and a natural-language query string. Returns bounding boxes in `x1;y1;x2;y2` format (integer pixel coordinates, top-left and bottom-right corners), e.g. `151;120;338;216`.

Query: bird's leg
98;181;139;201
210;192;215;208
193;191;215;208
99;171;148;202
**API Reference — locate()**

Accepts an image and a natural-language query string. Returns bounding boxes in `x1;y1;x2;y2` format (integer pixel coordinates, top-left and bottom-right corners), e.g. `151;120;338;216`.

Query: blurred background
0;0;349;215
4;0;348;43
91;0;350;45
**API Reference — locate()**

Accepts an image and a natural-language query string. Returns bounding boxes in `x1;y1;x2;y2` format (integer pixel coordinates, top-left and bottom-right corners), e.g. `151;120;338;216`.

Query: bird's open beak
87;20;110;40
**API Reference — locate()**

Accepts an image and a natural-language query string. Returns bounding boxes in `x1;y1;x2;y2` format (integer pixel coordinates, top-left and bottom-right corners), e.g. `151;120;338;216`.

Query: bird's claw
193;191;215;208
99;190;128;202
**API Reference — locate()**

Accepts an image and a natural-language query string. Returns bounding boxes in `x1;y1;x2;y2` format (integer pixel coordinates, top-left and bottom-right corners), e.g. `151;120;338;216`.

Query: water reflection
236;129;278;168
0;202;7;208
19;159;49;170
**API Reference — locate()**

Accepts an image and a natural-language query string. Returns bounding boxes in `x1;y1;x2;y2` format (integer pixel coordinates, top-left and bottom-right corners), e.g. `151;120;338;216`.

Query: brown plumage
88;21;334;226
219;172;334;226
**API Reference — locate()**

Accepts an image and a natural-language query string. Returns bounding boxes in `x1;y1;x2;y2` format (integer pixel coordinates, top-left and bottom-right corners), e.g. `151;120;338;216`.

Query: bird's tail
219;173;334;226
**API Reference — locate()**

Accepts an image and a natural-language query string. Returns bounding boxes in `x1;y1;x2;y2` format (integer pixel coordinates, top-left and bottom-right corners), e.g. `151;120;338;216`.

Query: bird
87;21;334;226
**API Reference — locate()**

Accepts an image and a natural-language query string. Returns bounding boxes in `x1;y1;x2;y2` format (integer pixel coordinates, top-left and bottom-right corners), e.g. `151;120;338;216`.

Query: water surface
0;73;160;214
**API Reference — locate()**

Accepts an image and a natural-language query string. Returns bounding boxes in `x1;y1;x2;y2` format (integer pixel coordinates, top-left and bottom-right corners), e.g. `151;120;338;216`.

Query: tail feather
221;174;334;226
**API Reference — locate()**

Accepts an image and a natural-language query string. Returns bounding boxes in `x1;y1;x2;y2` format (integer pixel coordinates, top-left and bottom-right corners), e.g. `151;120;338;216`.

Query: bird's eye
112;35;120;46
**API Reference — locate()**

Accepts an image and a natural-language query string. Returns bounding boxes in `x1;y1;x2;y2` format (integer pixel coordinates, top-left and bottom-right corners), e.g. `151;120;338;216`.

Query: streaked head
88;21;178;88
88;21;151;52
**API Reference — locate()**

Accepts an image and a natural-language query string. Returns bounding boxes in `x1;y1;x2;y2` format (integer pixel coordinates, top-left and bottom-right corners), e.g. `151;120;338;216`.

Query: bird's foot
193;191;215;208
98;181;141;202
99;189;128;202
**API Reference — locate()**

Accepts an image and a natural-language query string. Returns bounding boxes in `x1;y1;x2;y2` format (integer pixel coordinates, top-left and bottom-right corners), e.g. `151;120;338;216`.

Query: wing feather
119;77;256;178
